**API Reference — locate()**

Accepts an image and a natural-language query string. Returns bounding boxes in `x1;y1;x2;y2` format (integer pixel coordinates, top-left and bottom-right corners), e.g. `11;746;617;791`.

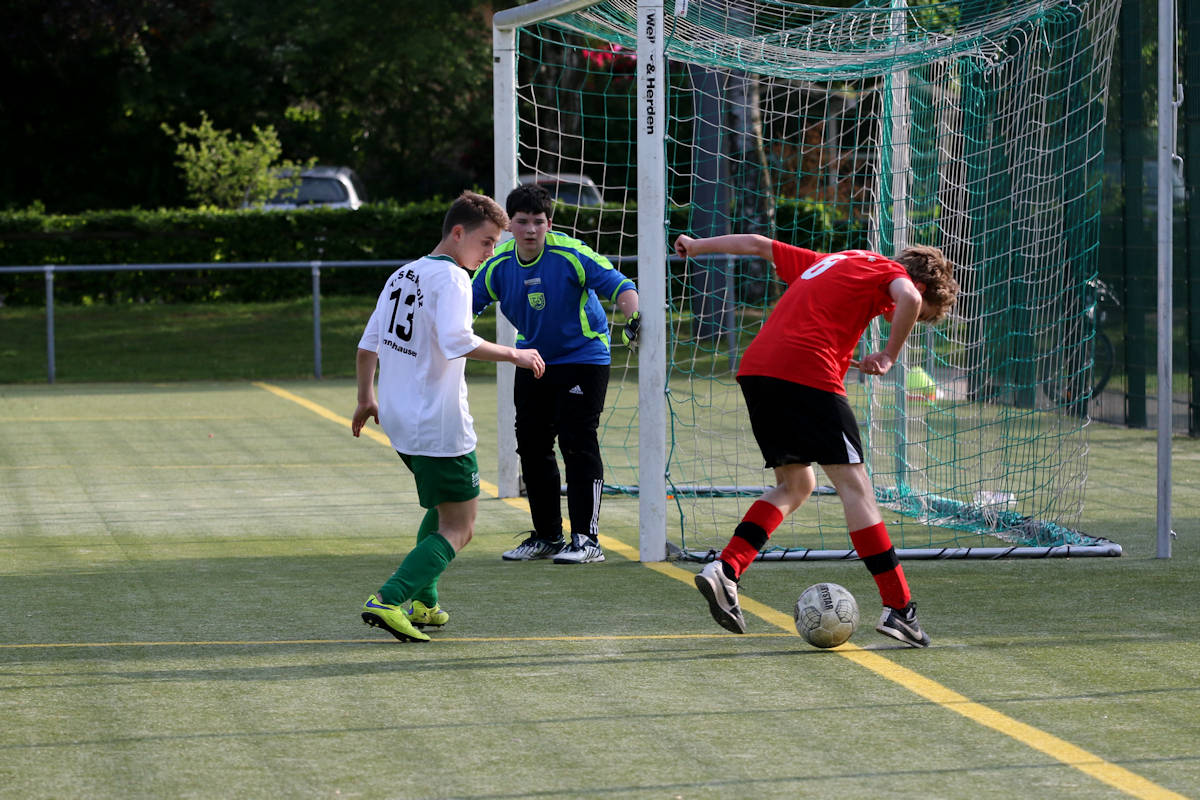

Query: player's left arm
592;264;639;347
857;277;922;376
615;287;639;318
351;348;379;437
614;287;641;348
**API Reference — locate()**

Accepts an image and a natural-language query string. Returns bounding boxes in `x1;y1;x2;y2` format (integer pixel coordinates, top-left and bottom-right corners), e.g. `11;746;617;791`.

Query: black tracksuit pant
514;362;609;540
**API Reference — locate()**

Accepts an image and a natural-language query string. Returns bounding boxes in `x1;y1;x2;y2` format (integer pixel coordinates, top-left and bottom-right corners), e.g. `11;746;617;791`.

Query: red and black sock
849;521;910;609
719;500;784;580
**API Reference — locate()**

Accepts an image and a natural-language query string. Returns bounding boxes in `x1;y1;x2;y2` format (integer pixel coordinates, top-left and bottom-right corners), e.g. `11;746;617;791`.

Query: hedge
0;201;445;305
0;199;862;306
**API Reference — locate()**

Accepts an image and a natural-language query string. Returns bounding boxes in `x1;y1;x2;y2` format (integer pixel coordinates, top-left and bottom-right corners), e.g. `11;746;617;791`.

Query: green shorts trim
398;451;481;508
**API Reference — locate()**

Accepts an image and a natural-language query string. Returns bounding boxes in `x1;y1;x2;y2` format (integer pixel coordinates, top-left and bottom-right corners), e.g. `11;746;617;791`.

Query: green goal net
494;0;1123;559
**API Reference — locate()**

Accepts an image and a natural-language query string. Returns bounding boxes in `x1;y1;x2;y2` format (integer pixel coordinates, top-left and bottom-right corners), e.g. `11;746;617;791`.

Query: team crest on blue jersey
527;292;546;310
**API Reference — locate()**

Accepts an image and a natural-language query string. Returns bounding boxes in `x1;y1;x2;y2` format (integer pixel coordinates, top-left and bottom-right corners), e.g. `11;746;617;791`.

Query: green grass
0;298;506;382
1;379;1197;799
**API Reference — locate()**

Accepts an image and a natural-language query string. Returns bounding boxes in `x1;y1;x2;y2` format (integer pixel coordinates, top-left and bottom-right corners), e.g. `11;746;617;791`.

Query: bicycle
1039;277;1118;407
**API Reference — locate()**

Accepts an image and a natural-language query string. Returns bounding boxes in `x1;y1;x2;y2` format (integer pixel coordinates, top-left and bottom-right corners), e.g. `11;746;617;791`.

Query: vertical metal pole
311;263;323;380
44;266;56;384
638;0;667;561
1122;2;1149;427
889;0;911;490
1187;0;1200;438
1156;0;1177;558
493;21;520;499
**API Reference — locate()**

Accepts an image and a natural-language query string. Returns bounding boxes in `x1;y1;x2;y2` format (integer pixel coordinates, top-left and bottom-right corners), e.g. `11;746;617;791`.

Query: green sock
411;508;441;607
379;530;455;607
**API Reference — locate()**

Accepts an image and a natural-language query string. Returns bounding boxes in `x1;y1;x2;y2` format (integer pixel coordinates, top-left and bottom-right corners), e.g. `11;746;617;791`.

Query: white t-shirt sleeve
357;298;383;352
432;268;484;360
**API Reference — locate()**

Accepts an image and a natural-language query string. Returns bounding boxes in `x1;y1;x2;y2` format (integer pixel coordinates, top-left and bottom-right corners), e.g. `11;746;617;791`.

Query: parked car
258;166;367;210
518;172;604;207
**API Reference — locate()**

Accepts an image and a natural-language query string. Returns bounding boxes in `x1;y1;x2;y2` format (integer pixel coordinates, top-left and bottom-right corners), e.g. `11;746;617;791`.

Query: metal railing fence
0;260;410;382
0;256;653;383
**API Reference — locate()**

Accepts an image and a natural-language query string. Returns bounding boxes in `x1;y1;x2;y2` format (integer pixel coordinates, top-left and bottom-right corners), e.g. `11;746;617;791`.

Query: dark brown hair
505;182;555;218
894;244;958;323
441;191;509;238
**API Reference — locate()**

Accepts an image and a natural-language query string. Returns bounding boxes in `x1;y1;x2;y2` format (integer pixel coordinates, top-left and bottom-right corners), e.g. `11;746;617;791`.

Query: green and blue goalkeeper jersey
471;232;635;365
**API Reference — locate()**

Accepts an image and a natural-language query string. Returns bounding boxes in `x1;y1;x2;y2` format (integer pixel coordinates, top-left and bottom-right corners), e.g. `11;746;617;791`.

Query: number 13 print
388;287;417;342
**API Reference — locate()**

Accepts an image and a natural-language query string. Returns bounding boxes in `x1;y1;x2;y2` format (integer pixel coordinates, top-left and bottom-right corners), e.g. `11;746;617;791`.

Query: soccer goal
492;0;1123;561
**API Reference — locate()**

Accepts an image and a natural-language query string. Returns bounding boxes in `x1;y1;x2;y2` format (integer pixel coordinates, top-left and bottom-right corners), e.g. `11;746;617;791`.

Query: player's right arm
673;233;774;262
466;341;546;378
351;302;384;437
470;256;499;316
857;277;923;376
351;348;380;437
430;266;545;375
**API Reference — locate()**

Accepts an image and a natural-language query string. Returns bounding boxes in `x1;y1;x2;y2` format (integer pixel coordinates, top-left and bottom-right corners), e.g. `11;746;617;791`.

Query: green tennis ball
906;366;937;403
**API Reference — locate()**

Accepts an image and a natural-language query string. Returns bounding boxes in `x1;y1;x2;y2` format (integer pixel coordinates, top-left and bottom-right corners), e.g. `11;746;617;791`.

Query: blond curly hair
894;245;958;323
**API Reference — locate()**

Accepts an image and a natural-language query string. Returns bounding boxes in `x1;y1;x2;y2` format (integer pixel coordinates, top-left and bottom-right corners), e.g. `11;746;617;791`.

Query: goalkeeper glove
621;311;641;350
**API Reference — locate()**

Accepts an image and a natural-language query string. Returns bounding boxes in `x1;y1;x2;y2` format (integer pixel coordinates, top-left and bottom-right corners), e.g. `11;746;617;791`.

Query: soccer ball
794;582;859;648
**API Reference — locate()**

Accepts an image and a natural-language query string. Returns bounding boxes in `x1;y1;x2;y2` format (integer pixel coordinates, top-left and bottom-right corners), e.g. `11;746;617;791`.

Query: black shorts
738;375;864;468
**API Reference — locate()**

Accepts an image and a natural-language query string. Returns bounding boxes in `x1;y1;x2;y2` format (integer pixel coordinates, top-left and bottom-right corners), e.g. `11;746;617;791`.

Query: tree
0;0;212;211
0;0;496;211
160;112;310;208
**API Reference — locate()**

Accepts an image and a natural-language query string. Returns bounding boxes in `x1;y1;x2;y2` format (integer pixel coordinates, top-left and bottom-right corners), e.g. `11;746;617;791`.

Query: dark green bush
0;201;445;305
0;198;858;306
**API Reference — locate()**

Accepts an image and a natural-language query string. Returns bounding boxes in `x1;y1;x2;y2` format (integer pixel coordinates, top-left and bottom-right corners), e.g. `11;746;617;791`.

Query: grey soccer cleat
876;602;931;647
551;533;606;564
501;532;566;561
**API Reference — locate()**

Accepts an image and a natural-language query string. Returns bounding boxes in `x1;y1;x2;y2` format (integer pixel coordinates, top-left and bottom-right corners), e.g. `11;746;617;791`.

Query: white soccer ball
794;582;859;648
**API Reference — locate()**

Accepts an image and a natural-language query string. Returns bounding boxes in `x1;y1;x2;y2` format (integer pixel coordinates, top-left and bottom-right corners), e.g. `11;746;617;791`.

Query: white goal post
492;0;670;561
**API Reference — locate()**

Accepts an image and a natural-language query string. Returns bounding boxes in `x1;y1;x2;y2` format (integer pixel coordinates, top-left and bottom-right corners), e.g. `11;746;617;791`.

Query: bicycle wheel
1091;331;1115;397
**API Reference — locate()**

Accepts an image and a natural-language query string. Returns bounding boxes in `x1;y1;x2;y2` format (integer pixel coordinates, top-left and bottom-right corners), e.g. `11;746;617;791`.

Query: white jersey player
351;191;545;643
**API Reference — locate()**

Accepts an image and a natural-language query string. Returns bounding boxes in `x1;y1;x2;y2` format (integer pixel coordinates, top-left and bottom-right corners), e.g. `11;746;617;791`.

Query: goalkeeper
674;233;957;647
473;183;639;565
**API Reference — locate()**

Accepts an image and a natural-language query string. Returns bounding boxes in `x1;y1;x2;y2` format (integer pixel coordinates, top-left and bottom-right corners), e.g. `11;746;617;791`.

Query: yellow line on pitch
0;633;794;650
0;415;265;423
0;462;386;472
251;381;503;498
254;381;1187;800
631;556;1188;800
834;648;1189;800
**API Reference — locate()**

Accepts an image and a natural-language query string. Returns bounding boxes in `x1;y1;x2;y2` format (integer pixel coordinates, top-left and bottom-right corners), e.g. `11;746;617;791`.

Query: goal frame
492;0;1125;562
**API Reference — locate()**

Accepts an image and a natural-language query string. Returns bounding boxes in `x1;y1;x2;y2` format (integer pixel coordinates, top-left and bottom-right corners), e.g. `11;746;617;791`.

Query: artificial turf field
1;379;1197;799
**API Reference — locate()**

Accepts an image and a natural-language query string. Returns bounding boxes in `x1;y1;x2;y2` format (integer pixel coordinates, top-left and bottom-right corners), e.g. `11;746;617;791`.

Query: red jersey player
673;233;958;647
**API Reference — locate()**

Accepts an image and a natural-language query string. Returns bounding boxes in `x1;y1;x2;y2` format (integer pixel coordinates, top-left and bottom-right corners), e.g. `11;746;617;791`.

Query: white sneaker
552;533;606;564
695;560;746;634
501;533;565;561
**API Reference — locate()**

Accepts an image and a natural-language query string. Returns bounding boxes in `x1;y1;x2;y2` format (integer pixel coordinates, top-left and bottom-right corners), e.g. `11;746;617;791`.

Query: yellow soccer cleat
408;600;449;629
361;595;430;642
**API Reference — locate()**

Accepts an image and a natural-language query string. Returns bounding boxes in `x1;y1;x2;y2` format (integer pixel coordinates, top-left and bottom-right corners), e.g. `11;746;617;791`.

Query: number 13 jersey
358;254;484;457
737;241;910;395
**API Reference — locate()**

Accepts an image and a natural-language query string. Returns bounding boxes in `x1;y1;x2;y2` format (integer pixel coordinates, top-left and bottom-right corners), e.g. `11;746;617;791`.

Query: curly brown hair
441;191;509;238
894;244;958;323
